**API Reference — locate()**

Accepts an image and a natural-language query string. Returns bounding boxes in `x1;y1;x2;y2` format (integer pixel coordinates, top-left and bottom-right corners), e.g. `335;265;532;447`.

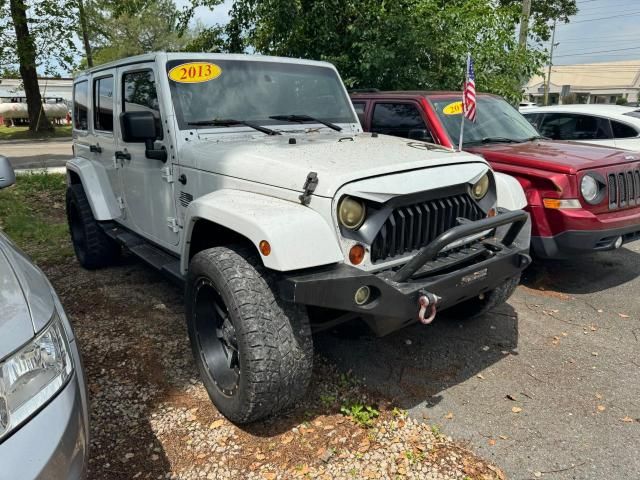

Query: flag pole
458;53;470;151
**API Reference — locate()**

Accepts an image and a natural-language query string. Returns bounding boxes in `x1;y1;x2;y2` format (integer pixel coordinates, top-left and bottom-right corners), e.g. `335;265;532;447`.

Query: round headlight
471;173;490;200
581;174;599;204
338;196;366;230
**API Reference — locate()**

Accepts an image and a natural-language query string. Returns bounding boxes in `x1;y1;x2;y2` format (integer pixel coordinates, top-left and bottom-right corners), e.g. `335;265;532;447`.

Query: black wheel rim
68;202;87;262
193;279;240;397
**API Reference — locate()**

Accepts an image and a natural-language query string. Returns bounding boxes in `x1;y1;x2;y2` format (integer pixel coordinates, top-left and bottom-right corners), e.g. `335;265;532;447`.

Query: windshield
166;59;356;130
429;96;540;145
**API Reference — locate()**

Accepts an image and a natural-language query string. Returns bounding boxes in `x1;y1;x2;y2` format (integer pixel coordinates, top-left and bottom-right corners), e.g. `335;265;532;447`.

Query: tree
80;0;193;66
1;0;78;131
500;0;577;41
224;0;546;103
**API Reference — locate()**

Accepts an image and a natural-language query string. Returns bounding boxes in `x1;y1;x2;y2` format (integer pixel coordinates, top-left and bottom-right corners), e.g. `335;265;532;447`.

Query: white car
521;104;640;151
67;52;531;423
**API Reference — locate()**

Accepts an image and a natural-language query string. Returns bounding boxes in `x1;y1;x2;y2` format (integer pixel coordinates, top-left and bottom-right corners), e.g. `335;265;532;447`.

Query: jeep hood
468;140;640;174
180;133;486;197
0;233;55;360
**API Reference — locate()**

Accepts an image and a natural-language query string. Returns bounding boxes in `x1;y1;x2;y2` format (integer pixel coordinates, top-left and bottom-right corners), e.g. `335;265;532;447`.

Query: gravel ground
44;254;504;480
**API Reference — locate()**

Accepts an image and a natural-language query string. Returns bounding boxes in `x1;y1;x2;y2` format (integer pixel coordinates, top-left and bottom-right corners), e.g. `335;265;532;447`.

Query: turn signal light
349;244;365;265
259;240;271;256
487;208;497;218
543;198;581;209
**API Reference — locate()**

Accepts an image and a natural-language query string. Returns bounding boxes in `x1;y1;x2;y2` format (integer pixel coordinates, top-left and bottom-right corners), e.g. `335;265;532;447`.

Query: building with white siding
524;60;640;105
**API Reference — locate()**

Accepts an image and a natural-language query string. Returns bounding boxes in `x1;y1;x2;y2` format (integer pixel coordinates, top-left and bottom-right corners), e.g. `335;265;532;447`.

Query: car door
91;71;122;204
117;64;179;248
370;101;434;142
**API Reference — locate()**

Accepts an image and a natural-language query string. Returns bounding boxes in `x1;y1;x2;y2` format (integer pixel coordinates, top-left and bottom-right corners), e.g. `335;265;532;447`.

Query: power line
555;47;640;58
566;11;640;24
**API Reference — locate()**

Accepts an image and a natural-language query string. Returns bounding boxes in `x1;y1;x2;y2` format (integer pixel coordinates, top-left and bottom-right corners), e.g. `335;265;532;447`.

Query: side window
352;102;366;125
371;103;426;138
611;120;638;139
73;81;88;130
522;113;539;129
122;69;162;139
93;76;114;132
539;113;611;140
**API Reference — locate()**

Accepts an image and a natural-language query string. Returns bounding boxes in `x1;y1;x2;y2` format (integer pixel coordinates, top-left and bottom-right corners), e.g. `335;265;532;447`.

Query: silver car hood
181;133;487;198
0;233;55;360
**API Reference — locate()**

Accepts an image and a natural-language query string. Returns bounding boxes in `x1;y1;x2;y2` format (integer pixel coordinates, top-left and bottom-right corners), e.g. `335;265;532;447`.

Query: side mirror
120;110;158;143
408;128;433;143
0;156;16;190
120;111;167;162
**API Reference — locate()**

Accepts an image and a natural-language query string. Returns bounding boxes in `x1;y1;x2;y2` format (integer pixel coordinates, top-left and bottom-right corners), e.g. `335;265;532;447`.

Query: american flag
463;55;477;122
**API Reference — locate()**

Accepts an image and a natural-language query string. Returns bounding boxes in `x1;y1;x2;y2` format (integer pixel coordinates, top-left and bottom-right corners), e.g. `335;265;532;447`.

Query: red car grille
370;194;484;263
608;168;640;209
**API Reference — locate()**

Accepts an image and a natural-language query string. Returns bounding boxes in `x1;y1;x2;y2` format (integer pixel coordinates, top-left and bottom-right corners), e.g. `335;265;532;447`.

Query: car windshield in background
166;59;356;130
623;110;640;119
429;96;541;146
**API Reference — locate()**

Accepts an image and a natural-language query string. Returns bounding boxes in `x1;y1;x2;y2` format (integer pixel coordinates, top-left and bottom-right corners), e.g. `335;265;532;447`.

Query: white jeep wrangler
67;52;531;423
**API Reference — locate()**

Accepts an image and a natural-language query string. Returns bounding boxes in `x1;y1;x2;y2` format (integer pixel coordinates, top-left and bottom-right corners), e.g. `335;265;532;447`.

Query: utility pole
544;21;557;106
519;0;532;49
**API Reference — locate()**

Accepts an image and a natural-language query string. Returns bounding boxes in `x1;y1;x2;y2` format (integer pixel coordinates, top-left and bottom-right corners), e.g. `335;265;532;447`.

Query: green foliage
340;402;380;428
0;0;79;75
499;0;578;42
224;0;550;103
0;173;73;265
616;97;628;106
80;0;193;66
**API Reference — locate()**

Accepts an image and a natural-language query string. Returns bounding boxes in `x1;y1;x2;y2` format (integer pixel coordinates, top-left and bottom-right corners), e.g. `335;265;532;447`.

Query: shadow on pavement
522;247;640;294
314;302;519;411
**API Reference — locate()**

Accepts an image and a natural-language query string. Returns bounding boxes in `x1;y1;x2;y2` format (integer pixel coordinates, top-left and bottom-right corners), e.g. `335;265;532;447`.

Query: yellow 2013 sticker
168;62;222;83
442;101;463;115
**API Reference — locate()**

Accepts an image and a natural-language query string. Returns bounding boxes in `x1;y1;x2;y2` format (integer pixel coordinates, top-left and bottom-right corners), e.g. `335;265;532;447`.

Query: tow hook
418;291;441;325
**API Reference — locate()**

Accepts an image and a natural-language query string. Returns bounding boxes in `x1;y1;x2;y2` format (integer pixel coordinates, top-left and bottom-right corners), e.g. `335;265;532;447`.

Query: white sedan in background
521;104;640;151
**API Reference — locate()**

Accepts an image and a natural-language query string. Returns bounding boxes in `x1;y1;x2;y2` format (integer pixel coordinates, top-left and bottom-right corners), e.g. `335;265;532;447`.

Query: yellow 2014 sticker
442;101;463;115
168;62;222;83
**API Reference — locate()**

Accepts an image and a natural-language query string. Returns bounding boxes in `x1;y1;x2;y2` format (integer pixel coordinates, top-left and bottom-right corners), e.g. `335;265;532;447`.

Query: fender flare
66;158;120;220
181;190;344;273
495;172;528;211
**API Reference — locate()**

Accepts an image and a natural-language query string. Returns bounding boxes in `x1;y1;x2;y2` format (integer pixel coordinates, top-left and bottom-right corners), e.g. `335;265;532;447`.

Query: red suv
351;91;640;258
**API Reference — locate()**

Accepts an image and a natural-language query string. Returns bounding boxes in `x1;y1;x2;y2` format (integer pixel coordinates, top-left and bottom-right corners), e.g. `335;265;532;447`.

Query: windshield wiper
187;119;281;136
480;136;519;144
269;114;342;132
522;135;549;141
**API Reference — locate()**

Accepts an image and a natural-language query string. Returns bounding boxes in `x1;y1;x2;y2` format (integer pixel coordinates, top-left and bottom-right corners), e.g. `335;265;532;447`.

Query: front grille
608;167;640;209
370;194;484;262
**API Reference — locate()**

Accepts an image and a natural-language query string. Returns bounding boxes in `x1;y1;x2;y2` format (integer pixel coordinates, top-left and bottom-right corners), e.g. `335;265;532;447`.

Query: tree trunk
9;0;52;132
78;0;93;68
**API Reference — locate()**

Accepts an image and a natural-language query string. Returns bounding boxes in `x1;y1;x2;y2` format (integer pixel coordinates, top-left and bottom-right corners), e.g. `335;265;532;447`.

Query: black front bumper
532;224;640;259
280;210;531;325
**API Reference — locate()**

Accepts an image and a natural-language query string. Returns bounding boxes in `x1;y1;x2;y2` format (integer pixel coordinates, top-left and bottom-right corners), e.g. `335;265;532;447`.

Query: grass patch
0;172;72;264
340;402;380;428
0;125;72;141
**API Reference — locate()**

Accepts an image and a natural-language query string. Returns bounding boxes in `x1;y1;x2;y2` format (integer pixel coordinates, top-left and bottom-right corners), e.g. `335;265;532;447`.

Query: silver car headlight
0;312;73;441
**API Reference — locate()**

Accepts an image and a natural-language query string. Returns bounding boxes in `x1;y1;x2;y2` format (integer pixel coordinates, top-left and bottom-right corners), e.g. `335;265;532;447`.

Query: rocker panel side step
99;222;184;285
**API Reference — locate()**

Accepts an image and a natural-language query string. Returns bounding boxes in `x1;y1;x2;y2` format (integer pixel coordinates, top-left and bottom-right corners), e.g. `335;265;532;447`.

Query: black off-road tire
66;183;120;269
185;246;313;424
445;275;521;320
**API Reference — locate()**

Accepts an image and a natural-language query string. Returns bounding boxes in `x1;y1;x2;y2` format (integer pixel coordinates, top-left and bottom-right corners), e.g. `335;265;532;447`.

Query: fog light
614;236;623;249
349;244;365;265
354;286;371;305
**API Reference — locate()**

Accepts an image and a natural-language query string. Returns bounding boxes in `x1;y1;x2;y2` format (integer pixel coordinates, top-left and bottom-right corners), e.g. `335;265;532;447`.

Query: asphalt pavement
317;243;640;480
0;138;72;170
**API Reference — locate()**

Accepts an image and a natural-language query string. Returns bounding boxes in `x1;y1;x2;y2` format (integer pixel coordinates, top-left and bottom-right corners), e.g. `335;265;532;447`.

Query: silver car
0;157;88;479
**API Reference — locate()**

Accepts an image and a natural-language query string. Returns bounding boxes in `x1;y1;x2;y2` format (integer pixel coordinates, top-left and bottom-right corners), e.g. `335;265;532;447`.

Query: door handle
115;150;131;160
89;144;102;153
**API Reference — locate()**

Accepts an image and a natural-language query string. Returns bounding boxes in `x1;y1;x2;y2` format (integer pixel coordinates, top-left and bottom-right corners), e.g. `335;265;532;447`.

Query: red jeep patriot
351;91;640;258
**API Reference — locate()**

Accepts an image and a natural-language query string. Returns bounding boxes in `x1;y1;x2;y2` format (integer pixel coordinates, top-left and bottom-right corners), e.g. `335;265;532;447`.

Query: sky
552;0;640;65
